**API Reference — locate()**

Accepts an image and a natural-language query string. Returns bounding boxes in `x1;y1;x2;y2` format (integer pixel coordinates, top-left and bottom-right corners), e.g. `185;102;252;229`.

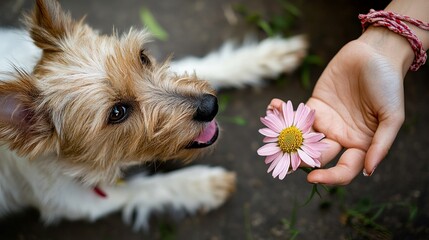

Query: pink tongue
194;120;217;143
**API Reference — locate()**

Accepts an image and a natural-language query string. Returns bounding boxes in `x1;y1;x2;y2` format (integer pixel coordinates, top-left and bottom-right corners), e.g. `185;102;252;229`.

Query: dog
0;0;307;230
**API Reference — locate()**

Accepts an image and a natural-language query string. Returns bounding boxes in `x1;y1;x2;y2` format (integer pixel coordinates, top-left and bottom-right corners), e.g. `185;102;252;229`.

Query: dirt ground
0;0;428;239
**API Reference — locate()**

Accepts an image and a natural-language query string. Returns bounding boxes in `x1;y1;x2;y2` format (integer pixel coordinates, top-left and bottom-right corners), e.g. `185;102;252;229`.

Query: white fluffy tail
170;35;308;89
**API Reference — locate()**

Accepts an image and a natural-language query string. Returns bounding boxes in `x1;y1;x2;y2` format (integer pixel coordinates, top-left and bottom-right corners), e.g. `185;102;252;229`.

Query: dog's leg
19;164;234;231
120;165;235;231
170;35;308;89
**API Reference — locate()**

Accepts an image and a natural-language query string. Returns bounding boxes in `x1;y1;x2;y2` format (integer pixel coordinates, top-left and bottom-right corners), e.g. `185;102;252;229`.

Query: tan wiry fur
0;0;217;185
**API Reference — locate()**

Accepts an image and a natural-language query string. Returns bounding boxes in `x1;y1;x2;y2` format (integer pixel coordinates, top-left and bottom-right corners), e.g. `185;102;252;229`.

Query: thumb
364;112;404;176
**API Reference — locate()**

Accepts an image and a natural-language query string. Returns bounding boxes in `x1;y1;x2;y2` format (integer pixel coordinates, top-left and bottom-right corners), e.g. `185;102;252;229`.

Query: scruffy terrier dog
0;0;306;230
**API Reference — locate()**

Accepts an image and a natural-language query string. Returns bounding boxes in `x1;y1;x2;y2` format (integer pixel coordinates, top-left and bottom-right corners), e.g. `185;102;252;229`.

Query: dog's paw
189;166;236;213
206;168;236;211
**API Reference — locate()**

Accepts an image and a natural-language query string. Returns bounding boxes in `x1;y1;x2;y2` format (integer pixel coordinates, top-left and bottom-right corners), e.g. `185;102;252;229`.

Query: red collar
92;186;107;198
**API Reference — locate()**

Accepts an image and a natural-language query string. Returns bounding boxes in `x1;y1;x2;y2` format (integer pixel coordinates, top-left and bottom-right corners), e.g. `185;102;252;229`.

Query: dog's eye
139;50;151;66
108;103;130;124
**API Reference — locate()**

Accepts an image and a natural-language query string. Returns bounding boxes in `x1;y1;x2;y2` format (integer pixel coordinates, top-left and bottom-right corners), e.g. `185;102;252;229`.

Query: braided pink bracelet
359;9;429;71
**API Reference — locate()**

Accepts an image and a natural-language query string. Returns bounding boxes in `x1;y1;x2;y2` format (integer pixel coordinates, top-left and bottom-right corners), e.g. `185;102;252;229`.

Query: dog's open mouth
186;120;219;149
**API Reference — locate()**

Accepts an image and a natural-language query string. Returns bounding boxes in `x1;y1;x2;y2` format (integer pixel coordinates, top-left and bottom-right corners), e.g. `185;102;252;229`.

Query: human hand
269;32;408;185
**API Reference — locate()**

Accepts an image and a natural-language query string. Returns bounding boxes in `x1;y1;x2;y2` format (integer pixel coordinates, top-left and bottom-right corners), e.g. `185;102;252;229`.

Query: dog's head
0;0;219;184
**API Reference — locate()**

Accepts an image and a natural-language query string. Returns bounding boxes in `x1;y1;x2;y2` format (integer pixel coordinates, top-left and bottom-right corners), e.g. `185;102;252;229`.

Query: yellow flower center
278;126;303;153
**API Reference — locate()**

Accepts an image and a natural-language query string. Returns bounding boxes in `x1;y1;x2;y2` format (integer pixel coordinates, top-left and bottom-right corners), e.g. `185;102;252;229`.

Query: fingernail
363;166;377;177
362;169;370;177
370;166;377;176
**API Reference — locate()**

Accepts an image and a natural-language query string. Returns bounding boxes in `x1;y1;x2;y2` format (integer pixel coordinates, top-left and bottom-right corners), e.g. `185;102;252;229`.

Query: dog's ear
0;73;56;158
24;0;76;52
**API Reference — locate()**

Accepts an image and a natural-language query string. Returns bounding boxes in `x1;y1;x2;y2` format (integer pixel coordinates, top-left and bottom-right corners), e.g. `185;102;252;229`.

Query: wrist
385;0;429;50
358;26;414;77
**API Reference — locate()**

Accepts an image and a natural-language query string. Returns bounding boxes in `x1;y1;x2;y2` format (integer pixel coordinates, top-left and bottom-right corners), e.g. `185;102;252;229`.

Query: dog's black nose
193;94;218;122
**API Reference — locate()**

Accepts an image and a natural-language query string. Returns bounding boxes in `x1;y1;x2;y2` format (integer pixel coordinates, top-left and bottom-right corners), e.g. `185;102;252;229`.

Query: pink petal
257;143;281;156
304;141;327;152
260;116;282;133
259;128;279;137
270;108;278;115
297;149;319;168
265;151;281;164
282;100;294;128
300;144;321;159
309;142;328;152
280;102;287;125
300;109;315;133
295;103;311;129
267;152;283;173
266;113;286;129
293;103;304;126
263;137;278;143
273;153;289;179
290;151;300;171
313;158;322;167
271;158;284;178
303;132;325;143
278;154;291;180
272;108;285;125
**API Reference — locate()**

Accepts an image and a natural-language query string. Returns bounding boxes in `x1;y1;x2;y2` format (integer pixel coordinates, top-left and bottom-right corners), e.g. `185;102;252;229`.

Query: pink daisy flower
257;101;326;180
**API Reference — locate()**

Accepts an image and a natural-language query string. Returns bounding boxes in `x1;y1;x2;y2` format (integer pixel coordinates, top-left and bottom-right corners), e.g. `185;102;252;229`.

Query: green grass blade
140;7;169;41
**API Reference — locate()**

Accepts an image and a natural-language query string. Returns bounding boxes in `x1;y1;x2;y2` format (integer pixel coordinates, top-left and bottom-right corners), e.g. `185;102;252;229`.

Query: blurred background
1;0;428;239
